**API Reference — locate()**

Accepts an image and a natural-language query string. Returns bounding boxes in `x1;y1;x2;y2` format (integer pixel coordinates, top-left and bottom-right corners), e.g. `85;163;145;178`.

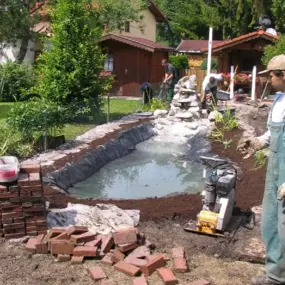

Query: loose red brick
125;255;147;268
26;238;38;253
73;246;97;257
141;255;165;277
132;276;148;285
20;164;41;174
101;253;114;265
51;230;69;241
173;257;188;273
88;267;107;282
113;228;137;245
185;281;210;285
54;254;70;262
101;235;114;254
85;239;102;247
117;242;138;253
2;212;23;219
50;240;75;255
172;247;185;259
129;246;150;258
35;234;48;254
65;226;88;236
23;206;45;212
26;231;38;236
50;227;68;237
70;232;96;244
29;173;41;185
114;261;140;277
157;268;178;285
111;249;125;263
71;255;84;265
18;173;29;186
147;254;170;262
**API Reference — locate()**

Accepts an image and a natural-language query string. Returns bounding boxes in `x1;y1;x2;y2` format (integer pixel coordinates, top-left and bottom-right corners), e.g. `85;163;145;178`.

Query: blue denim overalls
262;93;285;284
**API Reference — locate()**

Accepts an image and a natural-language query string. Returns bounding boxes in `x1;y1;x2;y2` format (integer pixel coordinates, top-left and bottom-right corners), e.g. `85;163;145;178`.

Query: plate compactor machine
184;156;238;237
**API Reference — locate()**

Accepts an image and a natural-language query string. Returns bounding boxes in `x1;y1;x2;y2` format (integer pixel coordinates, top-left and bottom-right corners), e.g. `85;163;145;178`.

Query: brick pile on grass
0;164;47;239
25;226;210;285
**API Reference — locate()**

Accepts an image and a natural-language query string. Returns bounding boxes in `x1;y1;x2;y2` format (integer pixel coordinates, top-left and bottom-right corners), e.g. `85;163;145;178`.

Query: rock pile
154;75;202;123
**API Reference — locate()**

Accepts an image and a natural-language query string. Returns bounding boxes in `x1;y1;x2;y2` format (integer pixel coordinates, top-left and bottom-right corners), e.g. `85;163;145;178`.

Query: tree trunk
16;37;29;64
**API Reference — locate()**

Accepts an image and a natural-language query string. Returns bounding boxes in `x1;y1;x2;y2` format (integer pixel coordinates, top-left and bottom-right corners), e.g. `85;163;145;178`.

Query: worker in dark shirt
161;59;178;103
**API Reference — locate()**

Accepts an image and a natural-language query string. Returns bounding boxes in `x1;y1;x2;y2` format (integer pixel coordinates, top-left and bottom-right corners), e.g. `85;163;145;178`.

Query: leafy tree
33;0;113;115
262;35;285;65
271;0;285;33
0;0;42;63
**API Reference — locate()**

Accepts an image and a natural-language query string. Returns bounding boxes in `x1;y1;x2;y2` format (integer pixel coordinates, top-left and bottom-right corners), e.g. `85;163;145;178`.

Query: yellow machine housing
196;210;219;235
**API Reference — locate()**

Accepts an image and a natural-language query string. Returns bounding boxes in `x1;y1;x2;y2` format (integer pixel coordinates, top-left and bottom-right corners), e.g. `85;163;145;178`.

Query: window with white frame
104;54;113;72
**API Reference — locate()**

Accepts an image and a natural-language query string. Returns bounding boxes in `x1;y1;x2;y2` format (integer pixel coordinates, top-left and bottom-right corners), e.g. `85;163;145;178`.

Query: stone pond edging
22;115;155;190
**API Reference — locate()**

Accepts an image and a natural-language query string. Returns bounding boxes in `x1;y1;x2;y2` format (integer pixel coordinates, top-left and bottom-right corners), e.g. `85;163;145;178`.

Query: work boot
251;276;275;285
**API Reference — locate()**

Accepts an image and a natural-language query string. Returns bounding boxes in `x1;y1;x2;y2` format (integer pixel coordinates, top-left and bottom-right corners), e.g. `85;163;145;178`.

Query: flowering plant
222;72;251;85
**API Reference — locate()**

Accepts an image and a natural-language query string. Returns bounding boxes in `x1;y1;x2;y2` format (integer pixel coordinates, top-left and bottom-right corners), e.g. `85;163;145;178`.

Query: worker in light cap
201;73;223;112
237;54;285;285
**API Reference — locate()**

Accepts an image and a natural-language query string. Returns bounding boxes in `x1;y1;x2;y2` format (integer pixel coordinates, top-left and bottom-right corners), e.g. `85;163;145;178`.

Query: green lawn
0;98;142;140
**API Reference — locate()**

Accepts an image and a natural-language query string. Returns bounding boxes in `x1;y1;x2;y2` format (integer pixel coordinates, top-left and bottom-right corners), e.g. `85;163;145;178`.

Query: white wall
0;39;35;64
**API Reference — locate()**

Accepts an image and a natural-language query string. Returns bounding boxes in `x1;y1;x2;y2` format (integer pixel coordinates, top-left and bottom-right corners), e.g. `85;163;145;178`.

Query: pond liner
46;123;157;192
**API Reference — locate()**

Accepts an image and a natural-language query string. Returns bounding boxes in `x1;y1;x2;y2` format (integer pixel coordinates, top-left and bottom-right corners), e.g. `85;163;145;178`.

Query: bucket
216;90;231;101
0;156;20;183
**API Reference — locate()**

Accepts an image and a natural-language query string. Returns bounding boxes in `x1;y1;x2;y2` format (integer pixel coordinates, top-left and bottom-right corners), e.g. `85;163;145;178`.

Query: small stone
188;122;199;130
190;101;200;107
172;102;182;107
175;112;193;119
168;110;175;116
208;110;222;122
154;110;168;118
189;106;200;112
156;124;163;130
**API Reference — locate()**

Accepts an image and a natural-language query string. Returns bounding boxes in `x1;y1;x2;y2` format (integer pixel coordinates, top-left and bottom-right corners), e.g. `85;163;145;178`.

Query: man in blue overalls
238;54;285;285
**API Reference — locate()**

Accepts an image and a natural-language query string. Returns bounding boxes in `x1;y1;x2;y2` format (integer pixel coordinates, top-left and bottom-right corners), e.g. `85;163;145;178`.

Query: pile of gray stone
154;75;202;122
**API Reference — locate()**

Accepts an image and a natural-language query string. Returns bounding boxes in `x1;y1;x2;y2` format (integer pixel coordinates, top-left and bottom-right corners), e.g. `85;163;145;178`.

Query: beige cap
259;54;285;74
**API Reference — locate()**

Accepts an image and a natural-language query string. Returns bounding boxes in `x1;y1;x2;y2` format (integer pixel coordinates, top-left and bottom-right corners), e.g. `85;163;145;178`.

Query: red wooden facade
203;30;278;74
100;35;174;97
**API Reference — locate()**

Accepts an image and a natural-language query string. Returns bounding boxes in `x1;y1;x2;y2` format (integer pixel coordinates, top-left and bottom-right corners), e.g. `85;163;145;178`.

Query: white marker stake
230;66;234;99
251;66;257;101
207;27;213;76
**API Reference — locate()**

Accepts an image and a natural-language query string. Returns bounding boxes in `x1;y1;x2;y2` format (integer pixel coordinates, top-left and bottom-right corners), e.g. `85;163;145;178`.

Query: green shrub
0;62;36;102
142;98;168;112
7;98;74;150
169;55;189;69
200;58;218;70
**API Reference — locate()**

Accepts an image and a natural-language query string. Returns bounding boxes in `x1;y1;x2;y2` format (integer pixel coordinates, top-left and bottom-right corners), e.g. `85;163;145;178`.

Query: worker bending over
201;73;223;112
238;54;285;285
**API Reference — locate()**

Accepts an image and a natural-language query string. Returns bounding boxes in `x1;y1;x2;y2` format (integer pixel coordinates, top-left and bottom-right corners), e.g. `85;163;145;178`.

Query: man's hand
237;137;264;159
206;93;213;100
278;183;285;200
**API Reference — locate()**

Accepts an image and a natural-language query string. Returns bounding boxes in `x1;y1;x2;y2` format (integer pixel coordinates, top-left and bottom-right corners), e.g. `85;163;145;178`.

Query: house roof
100;34;174;52
176;40;223;53
202;30;279;53
149;0;167;22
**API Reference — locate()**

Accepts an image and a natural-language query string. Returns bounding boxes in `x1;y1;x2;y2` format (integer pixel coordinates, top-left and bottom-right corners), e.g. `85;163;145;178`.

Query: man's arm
257;130;270;146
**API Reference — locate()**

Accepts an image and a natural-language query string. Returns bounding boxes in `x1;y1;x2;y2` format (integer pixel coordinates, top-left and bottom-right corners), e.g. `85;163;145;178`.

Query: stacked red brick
0;164;47;239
